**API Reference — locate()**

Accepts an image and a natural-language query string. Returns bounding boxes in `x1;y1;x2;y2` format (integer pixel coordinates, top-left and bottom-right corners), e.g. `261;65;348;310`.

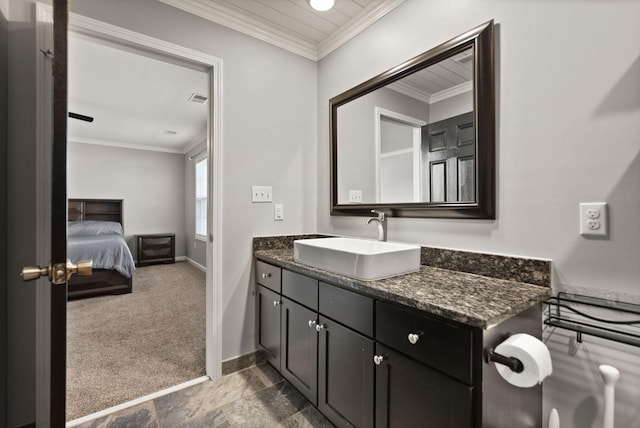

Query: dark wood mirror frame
330;20;495;219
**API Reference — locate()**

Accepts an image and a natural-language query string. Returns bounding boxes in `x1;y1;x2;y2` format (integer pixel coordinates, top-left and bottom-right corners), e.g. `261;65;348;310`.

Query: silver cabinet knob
273;300;281;307
373;355;386;365
262;272;272;279
408;333;420;345
308;320;317;328
315;323;325;332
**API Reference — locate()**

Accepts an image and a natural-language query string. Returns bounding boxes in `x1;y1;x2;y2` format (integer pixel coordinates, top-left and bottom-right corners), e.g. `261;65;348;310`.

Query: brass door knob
21;259;93;284
66;259;93;280
21;264;53;281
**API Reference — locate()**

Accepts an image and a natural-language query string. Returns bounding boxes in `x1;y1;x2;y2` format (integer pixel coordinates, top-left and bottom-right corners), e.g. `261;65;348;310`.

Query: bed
67;199;135;299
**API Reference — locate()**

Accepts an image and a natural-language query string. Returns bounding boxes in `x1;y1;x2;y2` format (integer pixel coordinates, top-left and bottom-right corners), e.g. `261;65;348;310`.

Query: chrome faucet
366;210;388;241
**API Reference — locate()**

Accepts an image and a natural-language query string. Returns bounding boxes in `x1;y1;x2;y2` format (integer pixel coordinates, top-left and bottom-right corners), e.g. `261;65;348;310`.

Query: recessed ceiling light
309;0;334;12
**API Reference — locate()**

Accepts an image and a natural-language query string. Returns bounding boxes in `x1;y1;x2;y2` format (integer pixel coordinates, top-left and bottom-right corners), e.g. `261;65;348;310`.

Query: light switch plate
251;186;272;203
580;202;608;236
274;204;284;221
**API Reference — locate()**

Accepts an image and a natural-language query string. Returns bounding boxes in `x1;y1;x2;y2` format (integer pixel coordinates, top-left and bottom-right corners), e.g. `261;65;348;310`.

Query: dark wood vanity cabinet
136;233;175;266
256;261;478;428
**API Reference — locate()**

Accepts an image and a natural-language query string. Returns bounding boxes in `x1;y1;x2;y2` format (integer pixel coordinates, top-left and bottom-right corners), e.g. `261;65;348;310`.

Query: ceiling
157;0;406;60
68;0;406;154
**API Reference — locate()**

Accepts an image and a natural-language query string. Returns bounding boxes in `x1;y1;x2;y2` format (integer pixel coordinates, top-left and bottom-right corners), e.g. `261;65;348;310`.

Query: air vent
163;130;178;135
188;93;208;104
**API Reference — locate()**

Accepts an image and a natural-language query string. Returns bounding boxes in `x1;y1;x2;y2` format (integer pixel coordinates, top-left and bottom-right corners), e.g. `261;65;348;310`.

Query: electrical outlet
251;186;272;203
580;202;608;236
274;204;284;221
349;189;363;203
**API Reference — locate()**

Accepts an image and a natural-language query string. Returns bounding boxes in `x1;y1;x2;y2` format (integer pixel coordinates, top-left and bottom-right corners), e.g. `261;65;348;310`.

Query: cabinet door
281;297;318;405
318;316;374;428
258;285;281;370
375;343;474;428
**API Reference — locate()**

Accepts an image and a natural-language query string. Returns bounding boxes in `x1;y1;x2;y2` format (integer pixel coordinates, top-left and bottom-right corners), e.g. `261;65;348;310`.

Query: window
195;157;207;240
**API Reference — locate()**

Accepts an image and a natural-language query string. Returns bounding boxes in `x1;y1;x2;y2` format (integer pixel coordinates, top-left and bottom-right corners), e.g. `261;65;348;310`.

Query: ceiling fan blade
68;112;94;122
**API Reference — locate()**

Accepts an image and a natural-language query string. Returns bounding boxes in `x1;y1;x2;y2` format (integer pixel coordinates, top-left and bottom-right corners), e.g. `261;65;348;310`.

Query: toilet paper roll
493;333;553;388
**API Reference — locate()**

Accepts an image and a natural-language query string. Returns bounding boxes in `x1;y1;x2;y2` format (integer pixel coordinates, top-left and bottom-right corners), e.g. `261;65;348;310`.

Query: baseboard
185;257;206;272
175;256;186;262
221;351;265;375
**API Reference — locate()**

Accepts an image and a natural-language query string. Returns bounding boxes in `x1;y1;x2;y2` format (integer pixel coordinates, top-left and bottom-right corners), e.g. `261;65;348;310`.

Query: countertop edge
255;250;551;329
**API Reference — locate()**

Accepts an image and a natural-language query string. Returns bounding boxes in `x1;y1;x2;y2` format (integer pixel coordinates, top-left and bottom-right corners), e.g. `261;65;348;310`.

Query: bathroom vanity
254;236;551;428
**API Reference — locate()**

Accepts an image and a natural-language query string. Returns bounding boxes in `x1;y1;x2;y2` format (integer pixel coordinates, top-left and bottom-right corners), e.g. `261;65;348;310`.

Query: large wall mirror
330;20;495;219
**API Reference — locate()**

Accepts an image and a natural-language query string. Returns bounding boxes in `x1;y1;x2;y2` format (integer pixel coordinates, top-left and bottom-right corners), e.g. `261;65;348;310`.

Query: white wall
69;0;318;362
318;2;640;427
67;142;186;258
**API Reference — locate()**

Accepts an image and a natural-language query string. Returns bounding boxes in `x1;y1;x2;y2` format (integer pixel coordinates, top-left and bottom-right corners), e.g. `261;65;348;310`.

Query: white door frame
374;107;426;202
66;12;223;379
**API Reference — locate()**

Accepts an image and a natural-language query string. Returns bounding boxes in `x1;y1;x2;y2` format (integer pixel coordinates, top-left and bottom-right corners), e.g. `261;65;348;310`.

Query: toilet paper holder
484;346;524;373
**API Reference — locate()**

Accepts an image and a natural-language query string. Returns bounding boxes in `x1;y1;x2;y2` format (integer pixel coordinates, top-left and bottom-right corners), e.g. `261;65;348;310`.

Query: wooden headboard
68;199;124;227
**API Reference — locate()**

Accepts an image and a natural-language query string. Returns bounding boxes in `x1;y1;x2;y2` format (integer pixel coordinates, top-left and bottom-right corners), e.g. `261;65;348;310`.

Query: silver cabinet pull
273;300;281;307
308;320;317;328
315;323;325;332
373;355;386;365
408;333;420;345
262;272;272;279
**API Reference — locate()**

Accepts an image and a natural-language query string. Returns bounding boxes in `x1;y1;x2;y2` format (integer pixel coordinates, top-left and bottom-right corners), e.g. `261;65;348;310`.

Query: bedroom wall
317;2;640;427
68;142;186;260
68;0;318;362
184;142;206;269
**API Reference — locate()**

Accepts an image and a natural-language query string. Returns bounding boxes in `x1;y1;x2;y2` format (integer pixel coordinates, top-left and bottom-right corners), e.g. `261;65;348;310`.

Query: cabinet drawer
256;261;281;293
376;301;475;384
319;282;373;337
282;270;318;311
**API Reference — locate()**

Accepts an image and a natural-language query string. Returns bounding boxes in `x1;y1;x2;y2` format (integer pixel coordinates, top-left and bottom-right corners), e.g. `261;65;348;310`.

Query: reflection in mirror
337;47;474;205
331;21;494;219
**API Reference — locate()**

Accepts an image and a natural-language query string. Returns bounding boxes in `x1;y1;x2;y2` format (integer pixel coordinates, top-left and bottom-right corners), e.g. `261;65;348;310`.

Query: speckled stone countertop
254;236;552;330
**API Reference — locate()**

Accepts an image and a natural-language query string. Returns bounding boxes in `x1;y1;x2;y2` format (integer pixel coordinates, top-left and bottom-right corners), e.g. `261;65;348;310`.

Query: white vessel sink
293;237;421;281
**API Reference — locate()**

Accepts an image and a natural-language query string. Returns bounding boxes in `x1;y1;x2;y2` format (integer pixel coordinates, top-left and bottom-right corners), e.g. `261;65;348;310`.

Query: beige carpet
66;262;206;421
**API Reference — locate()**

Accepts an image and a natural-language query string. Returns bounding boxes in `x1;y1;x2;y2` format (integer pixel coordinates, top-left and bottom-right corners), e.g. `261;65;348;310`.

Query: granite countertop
255;248;551;329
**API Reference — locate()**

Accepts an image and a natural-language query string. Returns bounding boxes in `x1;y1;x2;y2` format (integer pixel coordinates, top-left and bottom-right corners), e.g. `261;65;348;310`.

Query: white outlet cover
580;202;608;236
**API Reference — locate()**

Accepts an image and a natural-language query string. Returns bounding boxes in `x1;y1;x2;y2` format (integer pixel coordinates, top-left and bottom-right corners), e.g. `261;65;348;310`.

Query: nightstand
137;233;175;266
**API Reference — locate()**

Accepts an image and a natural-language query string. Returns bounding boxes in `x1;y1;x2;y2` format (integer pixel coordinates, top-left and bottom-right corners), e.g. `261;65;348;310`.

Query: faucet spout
366;210;388;241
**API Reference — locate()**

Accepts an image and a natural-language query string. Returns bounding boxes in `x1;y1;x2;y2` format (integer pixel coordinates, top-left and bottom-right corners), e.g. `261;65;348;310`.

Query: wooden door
280;297;318;405
257;285;281;369
50;0;68;425
422;112;475;202
375;344;473;428
318;316;374;428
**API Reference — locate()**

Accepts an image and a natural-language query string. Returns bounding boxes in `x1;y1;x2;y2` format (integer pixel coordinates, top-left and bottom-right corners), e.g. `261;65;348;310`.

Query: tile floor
72;363;335;427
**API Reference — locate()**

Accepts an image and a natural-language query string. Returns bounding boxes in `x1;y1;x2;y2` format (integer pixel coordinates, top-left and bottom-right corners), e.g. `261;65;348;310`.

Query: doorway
62;10;223;423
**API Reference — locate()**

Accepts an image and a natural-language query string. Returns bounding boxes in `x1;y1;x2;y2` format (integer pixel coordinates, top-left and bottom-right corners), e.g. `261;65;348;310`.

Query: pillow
68;220;123;237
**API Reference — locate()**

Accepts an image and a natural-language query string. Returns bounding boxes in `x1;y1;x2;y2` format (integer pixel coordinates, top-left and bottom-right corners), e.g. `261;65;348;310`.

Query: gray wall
318;2;640;427
184;142;206;268
68;142;186;259
0;4;8;426
68;0;318;363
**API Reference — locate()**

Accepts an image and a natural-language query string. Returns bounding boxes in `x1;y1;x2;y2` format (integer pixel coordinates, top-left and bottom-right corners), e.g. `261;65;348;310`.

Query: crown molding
157;0;319;60
430;81;473;103
317;0;405;60
157;0;405;61
69;136;188;154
